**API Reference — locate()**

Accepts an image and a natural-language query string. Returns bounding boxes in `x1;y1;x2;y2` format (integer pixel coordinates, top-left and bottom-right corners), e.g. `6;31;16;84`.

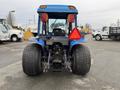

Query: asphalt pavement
0;36;120;90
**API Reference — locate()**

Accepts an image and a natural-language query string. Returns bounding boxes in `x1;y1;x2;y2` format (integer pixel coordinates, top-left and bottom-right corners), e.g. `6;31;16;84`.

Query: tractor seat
52;28;66;36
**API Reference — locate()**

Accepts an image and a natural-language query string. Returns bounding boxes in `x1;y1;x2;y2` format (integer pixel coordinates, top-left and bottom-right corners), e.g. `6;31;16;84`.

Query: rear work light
68;6;76;10
40;5;47;9
69;28;81;40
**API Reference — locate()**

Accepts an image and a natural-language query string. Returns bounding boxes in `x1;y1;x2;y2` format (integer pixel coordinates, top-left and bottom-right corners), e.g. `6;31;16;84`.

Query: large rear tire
72;45;91;76
22;44;43;76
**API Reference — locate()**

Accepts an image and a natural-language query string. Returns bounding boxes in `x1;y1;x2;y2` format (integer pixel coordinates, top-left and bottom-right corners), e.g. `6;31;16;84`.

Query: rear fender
35;39;45;47
70;37;86;54
29;37;45;50
70;37;86;48
70;37;87;53
31;38;45;55
29;37;45;47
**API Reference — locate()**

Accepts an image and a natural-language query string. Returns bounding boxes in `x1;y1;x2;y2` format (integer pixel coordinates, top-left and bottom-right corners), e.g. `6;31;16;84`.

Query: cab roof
37;5;78;14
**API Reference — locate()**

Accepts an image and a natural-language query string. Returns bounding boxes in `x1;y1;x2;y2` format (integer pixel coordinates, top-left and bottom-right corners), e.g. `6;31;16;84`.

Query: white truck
4;24;23;42
0;19;23;42
0;24;9;43
92;26;120;41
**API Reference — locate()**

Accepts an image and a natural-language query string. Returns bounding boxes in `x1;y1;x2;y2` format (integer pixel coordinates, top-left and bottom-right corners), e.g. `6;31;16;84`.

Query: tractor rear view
22;5;91;76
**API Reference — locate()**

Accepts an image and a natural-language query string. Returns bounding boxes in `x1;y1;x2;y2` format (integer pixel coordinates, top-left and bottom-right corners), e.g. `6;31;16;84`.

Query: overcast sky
0;0;120;28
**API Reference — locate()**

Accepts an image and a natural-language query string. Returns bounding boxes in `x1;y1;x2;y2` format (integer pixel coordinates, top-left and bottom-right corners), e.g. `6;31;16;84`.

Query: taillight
41;13;48;22
67;14;75;23
69;28;81;40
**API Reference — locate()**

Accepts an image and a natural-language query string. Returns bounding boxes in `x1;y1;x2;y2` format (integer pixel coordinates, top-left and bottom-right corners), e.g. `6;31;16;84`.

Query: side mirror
41;13;48;22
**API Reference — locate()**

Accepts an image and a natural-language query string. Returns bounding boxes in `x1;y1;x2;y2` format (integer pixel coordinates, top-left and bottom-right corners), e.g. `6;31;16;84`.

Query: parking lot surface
0;36;120;90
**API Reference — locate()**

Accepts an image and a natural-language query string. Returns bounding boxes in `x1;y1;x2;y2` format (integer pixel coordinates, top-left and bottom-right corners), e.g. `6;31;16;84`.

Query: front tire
95;35;102;41
11;35;19;42
72;45;91;76
0;41;3;44
22;44;43;76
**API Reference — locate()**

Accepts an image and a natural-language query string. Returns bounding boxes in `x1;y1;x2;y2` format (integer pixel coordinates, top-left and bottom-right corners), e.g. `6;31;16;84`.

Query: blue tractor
22;5;91;76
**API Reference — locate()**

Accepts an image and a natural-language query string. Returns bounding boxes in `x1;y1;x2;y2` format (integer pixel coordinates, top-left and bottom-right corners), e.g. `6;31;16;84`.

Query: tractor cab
37;5;78;34
22;5;91;76
36;5;84;46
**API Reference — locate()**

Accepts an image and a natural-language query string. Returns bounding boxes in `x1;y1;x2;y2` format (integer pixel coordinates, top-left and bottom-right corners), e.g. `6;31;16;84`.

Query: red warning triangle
69;28;81;40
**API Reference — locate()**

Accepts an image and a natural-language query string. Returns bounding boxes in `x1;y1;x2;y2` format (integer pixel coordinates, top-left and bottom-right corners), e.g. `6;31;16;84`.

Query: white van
0;24;9;42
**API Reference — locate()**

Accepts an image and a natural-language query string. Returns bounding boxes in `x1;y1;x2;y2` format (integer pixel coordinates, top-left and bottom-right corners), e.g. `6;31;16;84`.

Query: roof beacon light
69;28;81;40
40;5;47;9
68;6;76;10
